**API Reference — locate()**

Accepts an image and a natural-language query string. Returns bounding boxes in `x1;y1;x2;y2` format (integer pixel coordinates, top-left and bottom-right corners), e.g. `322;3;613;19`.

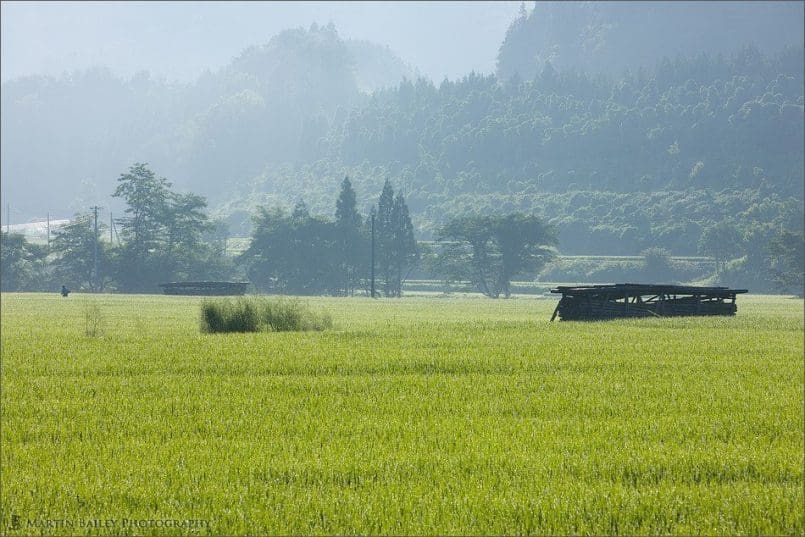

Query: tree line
1;164;573;297
239;176;419;296
3;162;803;295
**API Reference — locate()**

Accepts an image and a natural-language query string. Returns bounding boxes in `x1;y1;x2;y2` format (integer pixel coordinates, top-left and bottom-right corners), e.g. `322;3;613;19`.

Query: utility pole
92;205;100;292
110;214;120;245
370;207;376;298
6;203;9;233
47;212;51;252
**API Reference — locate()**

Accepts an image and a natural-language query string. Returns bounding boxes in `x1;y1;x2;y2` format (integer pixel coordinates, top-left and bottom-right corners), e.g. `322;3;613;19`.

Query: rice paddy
1;293;802;535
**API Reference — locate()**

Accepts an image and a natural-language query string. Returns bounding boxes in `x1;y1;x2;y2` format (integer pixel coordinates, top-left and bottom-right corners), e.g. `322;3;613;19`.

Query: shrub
200;297;332;334
200;297;260;333
641;247;674;281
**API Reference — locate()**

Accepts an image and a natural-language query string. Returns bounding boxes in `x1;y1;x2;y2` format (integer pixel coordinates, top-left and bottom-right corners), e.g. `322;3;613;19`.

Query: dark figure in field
60;285;70;297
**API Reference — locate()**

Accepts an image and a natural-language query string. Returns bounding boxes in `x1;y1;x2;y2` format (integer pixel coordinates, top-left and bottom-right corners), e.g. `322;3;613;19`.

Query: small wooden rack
550;283;748;321
158;281;248;296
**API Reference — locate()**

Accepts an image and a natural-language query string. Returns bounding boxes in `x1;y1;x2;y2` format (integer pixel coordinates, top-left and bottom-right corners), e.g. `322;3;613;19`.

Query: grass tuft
83;298;105;337
200;297;260;333
200;296;332;333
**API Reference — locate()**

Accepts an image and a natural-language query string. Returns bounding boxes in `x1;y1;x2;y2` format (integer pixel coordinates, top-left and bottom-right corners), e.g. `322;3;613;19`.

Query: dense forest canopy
2;3;803;287
496;1;804;80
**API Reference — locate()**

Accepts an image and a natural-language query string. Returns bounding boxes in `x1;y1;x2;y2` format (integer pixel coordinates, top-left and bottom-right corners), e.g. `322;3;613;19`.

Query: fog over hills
1;1;522;84
498;1;804;80
1;2;803;267
4;1;800;86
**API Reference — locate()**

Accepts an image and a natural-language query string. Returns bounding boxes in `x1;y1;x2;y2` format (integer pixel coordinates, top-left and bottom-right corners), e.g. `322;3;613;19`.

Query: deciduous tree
439;213;556;298
50;213;109;291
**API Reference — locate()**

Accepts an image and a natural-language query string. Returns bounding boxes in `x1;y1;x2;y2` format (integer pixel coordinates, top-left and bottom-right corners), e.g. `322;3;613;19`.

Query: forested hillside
219;42;803;265
2;10;803;291
496;1;804;80
332;47;803;198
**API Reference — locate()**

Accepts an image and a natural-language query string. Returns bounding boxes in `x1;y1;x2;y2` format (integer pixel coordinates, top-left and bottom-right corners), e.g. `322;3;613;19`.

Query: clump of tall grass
83;298;105;337
261;297;333;331
200;297;332;334
200;297;260;333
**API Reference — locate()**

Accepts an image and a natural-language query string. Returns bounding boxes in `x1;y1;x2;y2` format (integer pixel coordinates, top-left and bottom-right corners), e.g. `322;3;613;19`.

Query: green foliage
164;192;212;263
210;43;802;292
375;179;397;296
112;162;175;291
335;176;361;228
200;296;332;333
337;48;803;200
261;297;333;332
767;230;805;295
641;247;674;282
241;205;341;295
50;212;109;291
112;163;222;292
334;176;366;295
697;220;744;274
538;256;712;285
113;163;172;255
0;232;47;291
200;297;261;333
242;181;418;297
439;213;556;298
374;185;418;297
6;23;802;225
495;3;803;82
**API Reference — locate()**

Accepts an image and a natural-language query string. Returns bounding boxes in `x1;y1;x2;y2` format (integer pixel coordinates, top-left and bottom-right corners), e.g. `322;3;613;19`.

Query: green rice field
1;293;803;535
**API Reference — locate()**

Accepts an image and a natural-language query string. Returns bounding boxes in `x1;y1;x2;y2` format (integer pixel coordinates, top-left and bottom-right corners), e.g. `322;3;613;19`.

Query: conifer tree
374;180;419;297
390;192;418;296
376;179;396;296
335;176;363;295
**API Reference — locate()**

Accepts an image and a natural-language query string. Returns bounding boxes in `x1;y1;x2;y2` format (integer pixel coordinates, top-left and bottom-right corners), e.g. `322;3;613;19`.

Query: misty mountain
2;11;803;262
345;39;418;93
496;1;805;81
0;1;520;84
1;25;413;218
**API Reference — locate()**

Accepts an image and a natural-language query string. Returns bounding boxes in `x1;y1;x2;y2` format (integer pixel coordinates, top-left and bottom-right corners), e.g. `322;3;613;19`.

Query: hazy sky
1;1;524;83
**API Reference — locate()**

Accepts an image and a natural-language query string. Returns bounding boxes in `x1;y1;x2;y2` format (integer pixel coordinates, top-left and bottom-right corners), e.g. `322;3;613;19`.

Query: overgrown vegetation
200;296;332;333
0;232;46;291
